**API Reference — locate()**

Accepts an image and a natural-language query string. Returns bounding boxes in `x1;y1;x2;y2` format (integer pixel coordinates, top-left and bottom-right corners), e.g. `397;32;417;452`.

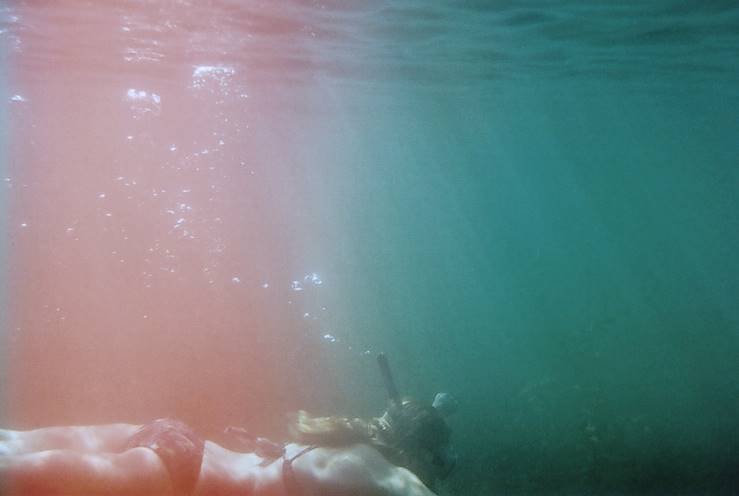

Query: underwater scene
1;1;737;495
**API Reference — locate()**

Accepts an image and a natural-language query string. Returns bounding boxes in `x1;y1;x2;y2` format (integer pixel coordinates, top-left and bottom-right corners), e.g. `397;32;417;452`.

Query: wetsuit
126;418;205;495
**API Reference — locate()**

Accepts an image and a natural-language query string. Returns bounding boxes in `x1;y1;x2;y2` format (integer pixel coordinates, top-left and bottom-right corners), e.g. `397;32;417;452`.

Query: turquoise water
312;5;739;493
2;1;738;494
366;86;739;494
334;85;739;493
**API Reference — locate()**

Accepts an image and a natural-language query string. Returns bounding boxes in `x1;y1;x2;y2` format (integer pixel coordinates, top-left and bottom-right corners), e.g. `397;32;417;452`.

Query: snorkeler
0;356;458;496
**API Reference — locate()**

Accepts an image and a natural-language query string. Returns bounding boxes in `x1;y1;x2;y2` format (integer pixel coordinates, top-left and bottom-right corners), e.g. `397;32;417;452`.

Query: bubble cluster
126;88;161;117
191;65;236;94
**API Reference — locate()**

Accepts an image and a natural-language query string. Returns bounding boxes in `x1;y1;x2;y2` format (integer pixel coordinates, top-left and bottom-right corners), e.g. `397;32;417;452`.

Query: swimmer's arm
319;445;437;496
379;465;438;496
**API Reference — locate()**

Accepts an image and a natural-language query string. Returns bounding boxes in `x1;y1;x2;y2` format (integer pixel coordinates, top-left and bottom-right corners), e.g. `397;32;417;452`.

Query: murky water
1;1;738;494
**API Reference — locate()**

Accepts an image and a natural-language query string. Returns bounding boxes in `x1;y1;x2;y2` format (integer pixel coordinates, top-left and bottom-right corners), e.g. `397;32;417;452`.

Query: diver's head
383;399;450;452
376;397;456;488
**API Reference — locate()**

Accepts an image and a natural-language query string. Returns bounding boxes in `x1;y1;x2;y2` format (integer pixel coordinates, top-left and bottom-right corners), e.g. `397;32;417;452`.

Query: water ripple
4;0;738;89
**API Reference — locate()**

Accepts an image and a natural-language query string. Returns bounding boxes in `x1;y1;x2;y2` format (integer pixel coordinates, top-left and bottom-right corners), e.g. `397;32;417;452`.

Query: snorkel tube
377;352;401;405
376;353;458;485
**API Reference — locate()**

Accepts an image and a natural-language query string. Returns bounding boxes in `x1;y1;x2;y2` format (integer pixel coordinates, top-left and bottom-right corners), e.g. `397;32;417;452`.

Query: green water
323;83;738;493
356;83;739;494
299;5;739;493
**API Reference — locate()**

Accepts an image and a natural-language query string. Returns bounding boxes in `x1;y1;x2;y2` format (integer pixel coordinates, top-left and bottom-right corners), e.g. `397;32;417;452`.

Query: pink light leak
5;1;342;436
